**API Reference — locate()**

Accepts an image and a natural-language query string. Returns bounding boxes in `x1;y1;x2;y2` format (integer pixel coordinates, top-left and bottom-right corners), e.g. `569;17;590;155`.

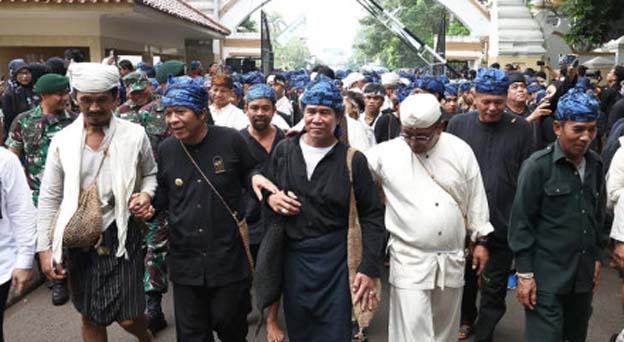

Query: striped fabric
66;221;145;326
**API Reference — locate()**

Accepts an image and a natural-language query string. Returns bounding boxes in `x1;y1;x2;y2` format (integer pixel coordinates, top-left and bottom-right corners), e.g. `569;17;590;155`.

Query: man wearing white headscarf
37;62;156;341
381;72;399;112
365;93;494;341
342;72;366;93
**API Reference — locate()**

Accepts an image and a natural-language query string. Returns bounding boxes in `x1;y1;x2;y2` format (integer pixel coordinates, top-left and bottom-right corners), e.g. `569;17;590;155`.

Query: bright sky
257;0;367;64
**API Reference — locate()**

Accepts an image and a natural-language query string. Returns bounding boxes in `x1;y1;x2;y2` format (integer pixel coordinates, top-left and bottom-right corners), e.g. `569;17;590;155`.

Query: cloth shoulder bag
179;140;254;272
49;145;108;249
346;147;382;336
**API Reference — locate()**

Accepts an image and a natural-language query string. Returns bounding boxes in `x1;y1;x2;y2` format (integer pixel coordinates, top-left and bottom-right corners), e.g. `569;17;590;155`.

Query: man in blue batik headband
441;83;459;115
300;75;344;114
508;80;603;342
162;76;208;116
469;67;511;123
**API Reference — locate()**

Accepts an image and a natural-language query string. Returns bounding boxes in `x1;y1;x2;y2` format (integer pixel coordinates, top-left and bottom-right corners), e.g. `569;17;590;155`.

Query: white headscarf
67;62;119;93
400;93;441;128
381;72;400;86
343;72;365;89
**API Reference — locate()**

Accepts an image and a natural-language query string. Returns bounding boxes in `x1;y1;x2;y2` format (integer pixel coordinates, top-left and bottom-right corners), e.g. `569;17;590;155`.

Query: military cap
34;73;70;94
123;71;149;94
156;60;185;84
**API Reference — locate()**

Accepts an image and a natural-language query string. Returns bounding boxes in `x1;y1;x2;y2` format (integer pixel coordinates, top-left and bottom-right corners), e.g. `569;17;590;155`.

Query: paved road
5;266;623;341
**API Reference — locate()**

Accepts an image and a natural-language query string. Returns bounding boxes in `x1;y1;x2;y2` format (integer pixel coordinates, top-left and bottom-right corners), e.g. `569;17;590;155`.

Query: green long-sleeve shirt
508;140;607;294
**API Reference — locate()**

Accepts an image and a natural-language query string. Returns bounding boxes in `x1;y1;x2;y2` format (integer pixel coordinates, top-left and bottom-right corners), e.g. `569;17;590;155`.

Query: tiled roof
140;0;230;35
0;0;230;35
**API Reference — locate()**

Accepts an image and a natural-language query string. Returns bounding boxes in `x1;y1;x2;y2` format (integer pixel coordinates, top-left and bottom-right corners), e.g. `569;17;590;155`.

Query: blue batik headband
474;67;510;95
246;84;276;104
162;76;208;115
300;75;344;113
554;88;599;122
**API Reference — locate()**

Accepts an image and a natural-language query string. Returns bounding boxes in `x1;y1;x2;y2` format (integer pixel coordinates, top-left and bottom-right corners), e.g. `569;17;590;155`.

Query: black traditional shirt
446;111;533;243
239;126;285;244
263;134;386;277
154;126;259;287
509;141;607;294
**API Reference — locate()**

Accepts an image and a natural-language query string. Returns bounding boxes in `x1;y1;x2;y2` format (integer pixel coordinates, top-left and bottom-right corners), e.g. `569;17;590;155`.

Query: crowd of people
0;48;623;342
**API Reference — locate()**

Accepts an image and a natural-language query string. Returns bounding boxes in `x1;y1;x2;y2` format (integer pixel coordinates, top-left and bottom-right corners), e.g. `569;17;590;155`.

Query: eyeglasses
400;130;436;143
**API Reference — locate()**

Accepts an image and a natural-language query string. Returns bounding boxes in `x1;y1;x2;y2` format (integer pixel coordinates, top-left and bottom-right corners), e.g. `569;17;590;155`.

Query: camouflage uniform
138;98;170;294
5;106;76;205
118;70;170;294
114;94;159;124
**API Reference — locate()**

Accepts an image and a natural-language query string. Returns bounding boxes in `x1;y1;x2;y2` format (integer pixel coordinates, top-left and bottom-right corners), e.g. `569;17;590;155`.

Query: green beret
123;71;149;94
34;74;70;94
156;60;185;84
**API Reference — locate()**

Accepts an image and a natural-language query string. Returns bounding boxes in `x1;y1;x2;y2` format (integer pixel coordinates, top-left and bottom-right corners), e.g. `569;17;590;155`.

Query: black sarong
66;221;145;326
283;229;351;342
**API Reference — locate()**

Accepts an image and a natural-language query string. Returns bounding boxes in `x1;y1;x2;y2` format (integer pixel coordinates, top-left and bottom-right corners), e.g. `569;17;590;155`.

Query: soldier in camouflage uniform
114;71;158;123
117;70;171;334
138;96;171;334
5;74;76;307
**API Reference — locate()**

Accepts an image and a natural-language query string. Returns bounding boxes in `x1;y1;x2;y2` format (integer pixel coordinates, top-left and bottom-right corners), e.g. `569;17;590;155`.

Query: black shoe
146;291;167;335
147;311;167;335
51;281;69;306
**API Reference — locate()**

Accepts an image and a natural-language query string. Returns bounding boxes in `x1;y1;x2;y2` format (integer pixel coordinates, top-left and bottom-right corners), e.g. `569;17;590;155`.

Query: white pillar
616;36;624;66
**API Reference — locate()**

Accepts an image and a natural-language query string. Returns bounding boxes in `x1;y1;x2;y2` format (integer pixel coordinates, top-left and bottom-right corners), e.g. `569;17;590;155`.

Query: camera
558;54;579;69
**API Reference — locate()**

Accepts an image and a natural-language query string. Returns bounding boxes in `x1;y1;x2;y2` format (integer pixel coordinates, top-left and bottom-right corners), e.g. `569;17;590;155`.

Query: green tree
352;0;462;69
560;0;624;52
238;16;258;33
447;20;470;36
274;37;313;70
266;11;314;70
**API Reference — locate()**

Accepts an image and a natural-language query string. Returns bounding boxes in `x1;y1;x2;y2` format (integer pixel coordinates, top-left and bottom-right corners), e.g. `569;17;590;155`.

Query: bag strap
413;153;467;218
179;140;240;224
347;147;356;184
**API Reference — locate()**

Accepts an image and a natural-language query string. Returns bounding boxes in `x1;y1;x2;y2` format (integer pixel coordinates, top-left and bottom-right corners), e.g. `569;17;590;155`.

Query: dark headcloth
475;67;510;95
554;87;599;122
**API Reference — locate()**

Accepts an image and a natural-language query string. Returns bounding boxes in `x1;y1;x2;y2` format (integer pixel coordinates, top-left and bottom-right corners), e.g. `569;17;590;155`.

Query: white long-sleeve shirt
607;140;624;241
210;103;249;130
0;147;36;284
365;133;493;290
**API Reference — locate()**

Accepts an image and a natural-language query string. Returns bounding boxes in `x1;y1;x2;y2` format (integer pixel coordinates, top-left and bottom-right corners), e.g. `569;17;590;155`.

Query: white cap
68;62;120;93
381;72;400;86
342;72;365;89
400;93;441;128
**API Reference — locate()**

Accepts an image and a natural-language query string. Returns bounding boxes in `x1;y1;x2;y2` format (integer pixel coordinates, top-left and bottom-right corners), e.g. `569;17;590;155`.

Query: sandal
352;320;368;341
458;324;473;341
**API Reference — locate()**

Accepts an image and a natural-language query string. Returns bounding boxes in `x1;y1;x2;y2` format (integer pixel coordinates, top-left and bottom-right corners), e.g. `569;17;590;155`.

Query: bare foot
266;320;285;342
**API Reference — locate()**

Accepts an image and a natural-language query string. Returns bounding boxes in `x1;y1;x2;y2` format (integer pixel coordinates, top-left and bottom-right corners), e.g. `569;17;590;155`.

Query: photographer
530;55;582;149
604;66;624;133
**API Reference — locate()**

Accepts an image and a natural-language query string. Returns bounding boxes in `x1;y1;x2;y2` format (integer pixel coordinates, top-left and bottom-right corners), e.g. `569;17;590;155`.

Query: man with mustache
36;62;157;342
509;88;606;342
151;76;277;342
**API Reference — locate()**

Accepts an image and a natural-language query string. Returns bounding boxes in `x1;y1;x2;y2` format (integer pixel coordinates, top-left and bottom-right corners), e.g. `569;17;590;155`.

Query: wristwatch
517;272;534;279
475;234;489;248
